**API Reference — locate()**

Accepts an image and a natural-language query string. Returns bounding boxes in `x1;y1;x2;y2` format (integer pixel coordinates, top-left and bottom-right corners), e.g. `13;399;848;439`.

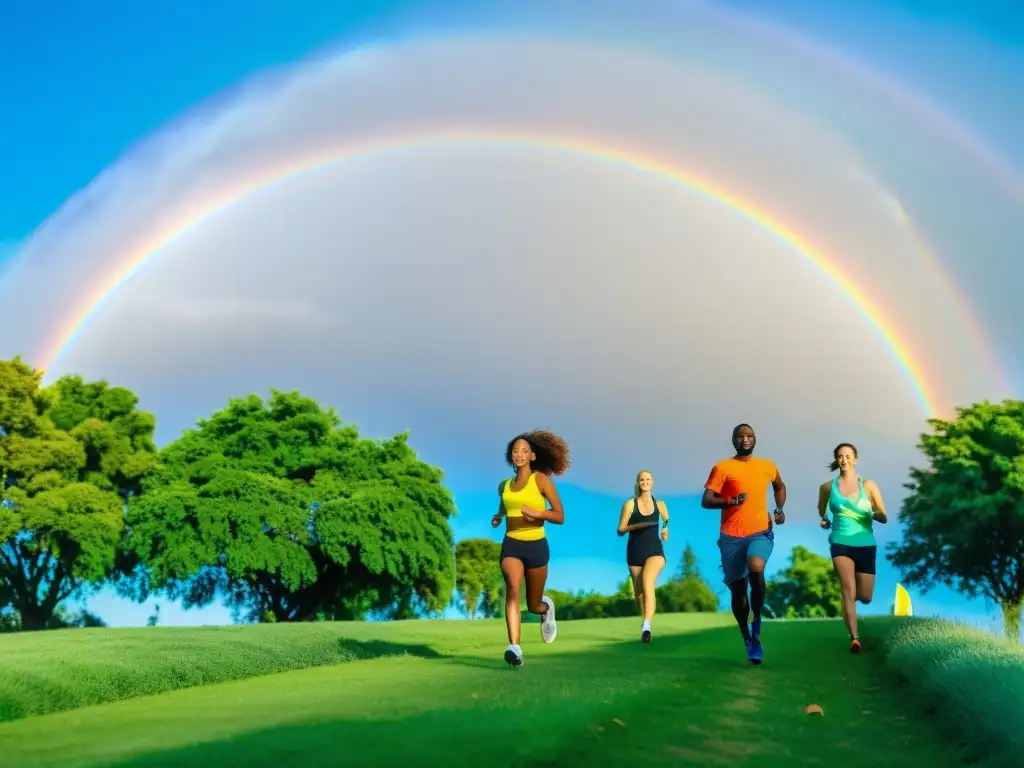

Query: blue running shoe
751;615;762;640
748;637;763;665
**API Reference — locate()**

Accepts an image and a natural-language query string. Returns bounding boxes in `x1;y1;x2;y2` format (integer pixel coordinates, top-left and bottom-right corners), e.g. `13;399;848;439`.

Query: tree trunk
1001;597;1022;642
18;606;50;631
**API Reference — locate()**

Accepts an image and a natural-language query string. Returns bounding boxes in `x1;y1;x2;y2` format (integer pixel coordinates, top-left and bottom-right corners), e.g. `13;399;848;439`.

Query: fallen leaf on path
805;704;824;716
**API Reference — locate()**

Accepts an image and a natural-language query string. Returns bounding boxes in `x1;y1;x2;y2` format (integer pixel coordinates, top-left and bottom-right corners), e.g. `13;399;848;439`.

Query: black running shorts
499;535;550;570
829;543;877;575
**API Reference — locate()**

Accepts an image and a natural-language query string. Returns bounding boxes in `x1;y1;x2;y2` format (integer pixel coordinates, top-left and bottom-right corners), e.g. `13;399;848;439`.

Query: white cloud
2;29;1016;526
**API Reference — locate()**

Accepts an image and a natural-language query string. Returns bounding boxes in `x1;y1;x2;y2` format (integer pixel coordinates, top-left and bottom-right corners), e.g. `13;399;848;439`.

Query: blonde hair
634;470;653;498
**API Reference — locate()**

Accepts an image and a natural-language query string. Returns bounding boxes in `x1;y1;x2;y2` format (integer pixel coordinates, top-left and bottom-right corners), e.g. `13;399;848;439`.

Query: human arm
659;499;670;541
865;479;888;523
616;501;652;536
521;472;565;525
818;482;831;529
771;468;787;524
490;481;506;528
701;464;747;509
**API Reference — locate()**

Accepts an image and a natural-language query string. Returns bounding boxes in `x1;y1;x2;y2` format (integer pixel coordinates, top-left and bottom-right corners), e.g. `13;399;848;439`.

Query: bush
880;617;1024;768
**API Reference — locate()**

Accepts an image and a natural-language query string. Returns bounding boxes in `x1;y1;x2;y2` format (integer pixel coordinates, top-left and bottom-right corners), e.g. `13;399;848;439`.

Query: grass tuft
880;617;1024;768
0;624;441;722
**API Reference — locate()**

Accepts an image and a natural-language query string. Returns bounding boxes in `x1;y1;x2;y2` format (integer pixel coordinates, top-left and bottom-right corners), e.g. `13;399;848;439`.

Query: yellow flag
893;584;913;616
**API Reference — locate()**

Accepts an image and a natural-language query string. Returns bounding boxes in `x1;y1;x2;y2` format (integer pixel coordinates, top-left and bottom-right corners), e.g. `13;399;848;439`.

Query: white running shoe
540;596;557;643
504;643;523;668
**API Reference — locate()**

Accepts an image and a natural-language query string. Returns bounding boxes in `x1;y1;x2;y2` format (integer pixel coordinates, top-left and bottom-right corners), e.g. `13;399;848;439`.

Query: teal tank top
827;476;876;547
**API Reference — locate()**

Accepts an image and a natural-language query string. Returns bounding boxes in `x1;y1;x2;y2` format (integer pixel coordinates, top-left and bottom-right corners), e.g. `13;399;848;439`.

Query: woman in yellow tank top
490;429;570;668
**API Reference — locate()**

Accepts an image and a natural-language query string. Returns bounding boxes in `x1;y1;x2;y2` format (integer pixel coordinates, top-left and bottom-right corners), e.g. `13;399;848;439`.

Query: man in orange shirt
702;423;787;665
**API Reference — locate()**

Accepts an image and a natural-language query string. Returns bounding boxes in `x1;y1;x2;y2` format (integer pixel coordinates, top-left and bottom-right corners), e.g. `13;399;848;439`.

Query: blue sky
2;0;1021;635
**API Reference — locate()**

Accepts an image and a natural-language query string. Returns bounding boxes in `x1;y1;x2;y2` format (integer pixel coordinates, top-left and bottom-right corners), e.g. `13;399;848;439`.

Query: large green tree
454;538;502;618
121;390;456;623
0;361;157;630
887;400;1024;640
766;545;842;619
656;544;719;613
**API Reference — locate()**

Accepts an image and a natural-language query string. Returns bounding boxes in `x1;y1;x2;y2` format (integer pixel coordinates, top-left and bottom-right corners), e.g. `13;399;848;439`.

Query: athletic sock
641;620;651;632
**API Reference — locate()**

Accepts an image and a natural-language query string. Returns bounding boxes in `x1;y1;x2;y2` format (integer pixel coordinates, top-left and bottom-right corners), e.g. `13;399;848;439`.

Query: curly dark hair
505;430;572;476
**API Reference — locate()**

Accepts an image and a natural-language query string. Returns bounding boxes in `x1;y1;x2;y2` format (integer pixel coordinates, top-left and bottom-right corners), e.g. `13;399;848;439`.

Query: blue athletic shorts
718;529;775;585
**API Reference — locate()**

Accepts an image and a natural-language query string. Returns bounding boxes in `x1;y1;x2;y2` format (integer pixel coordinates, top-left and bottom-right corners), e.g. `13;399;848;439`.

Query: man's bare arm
772;471;787;509
701;488;746;509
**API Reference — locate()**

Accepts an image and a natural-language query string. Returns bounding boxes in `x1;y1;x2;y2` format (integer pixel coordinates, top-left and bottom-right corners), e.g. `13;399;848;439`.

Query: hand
520;504;542;523
819;517;831;529
730;492;748;506
491;514;502;528
773;508;786;525
660;526;669;542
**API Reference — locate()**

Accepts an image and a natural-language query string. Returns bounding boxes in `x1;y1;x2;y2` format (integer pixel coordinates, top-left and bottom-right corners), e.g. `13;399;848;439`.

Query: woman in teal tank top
817;442;889;654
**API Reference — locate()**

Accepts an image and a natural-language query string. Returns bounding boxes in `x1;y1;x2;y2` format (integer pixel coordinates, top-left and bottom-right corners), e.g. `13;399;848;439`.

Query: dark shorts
830;543;877;575
626;536;665;568
500;535;550;571
718;529;775;585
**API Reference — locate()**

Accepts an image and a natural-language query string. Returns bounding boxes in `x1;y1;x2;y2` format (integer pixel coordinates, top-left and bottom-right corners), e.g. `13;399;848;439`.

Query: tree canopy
454;538;502;618
886;399;1024;639
121;390;457;623
0;361;157;629
655;544;720;614
766;545;842;619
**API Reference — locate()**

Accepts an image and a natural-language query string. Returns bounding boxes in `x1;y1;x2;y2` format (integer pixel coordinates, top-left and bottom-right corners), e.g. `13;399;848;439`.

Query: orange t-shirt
704;456;779;537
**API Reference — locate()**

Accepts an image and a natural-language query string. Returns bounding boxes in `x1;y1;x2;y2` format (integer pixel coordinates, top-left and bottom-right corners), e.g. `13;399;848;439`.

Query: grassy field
0;612;1006;767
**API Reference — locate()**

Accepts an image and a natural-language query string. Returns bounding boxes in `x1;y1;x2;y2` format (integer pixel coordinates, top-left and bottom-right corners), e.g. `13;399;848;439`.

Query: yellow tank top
502;473;548;541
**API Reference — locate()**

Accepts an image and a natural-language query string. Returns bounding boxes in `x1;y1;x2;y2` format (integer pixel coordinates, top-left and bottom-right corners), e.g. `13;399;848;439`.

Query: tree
0;604;106;632
0;360;157;630
766;545;842;619
656;544;719;613
121;390;456;623
454;538;502;618
887;400;1024;640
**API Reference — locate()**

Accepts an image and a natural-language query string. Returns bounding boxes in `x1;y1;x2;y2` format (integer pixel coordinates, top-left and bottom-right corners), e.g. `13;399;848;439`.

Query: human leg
727;578;752;643
639;555;665;642
500;554;525;666
524;564;549;615
855;573;876;604
628;565;644;616
745;532;775;641
719;534;752;643
640;555;665;623
854;546;877;604
830;548;859;646
522;538;556;644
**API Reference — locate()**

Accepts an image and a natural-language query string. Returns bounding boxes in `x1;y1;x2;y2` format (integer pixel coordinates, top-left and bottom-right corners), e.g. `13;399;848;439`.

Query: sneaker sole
541;597;557;643
504;649;522;667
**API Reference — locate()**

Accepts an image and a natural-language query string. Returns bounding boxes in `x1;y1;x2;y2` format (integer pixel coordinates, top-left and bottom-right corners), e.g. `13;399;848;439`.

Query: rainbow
35;130;944;417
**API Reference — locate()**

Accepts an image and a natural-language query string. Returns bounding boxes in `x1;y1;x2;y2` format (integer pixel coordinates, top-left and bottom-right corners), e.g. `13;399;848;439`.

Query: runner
817;442;888;653
617;470;670;643
701;423;786;665
491;429;571;668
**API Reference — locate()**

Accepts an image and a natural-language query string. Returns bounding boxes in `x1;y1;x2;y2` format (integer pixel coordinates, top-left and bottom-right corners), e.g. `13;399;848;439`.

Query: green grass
0;622;450;722
879;617;1024;768
0;613;976;767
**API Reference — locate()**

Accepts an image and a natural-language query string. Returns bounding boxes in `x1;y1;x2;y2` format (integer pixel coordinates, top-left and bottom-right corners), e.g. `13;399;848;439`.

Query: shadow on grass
103;620;961;768
337;638;447;662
